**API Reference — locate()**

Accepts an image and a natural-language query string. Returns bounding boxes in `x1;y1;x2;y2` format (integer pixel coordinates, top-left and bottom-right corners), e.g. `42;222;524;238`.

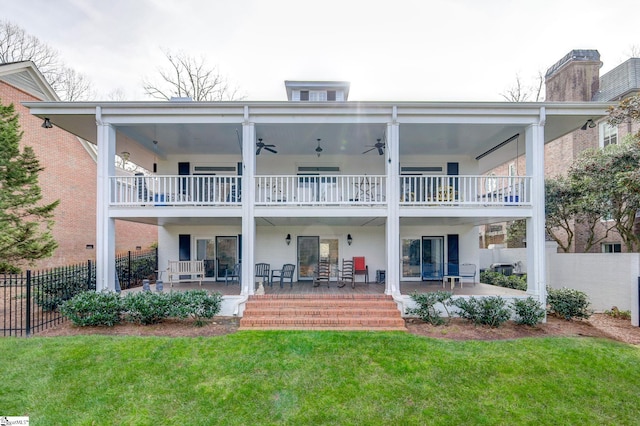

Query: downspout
233;295;249;316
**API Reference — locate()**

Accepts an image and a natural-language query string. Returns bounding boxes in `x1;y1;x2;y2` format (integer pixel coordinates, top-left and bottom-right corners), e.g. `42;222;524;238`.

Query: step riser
244;309;401;317
240;295;406;331
241;319;406;327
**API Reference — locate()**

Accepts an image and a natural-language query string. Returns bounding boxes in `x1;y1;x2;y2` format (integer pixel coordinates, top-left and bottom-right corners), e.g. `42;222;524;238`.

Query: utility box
490;263;514;276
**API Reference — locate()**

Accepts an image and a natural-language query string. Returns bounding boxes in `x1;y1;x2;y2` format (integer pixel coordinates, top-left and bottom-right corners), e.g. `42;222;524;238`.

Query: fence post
25;270;31;337
127;250;132;289
87;260;92;290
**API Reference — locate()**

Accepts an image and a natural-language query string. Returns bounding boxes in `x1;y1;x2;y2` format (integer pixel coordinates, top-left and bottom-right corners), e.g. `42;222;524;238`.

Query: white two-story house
25;80;609;314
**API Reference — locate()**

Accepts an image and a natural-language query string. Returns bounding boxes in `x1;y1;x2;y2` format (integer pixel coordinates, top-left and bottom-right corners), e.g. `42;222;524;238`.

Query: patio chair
459;263;477;287
353;256;369;283
313;259;331;288
270;263;296;288
337;258;354;288
255;262;270;286
225;263;241;285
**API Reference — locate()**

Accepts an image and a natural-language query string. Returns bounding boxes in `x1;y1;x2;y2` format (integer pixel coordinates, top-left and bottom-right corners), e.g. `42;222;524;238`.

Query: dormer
284;80;350;102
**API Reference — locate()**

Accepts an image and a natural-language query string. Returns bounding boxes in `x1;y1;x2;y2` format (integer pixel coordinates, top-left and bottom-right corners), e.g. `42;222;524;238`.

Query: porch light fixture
347;234;353;246
286;234;292;245
475;133;520;160
41;117;53;128
581;119;596;130
120;151;130;162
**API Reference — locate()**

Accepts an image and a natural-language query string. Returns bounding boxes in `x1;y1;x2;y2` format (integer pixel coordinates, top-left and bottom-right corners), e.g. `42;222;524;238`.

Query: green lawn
1;332;639;425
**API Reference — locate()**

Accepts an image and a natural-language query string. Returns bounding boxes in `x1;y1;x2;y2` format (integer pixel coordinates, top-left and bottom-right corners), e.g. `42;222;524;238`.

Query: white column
525;108;546;305
96;115;116;292
241;118;256;295
386;114;400;295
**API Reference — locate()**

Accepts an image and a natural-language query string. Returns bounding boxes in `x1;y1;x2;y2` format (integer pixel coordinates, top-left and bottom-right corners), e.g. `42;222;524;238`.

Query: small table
443;275;462;290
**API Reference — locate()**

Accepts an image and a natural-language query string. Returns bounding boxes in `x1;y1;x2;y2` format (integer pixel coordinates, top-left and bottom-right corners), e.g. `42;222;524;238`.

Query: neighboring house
0;61;157;269
480;50;640;252
24;79;608;312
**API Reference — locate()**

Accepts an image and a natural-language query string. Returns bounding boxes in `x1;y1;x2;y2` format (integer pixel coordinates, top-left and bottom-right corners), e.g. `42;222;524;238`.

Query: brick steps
239;294;407;331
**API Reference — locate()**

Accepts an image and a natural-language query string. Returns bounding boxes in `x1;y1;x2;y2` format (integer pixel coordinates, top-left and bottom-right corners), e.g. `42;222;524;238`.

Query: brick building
480;50;640;252
0;61;157;269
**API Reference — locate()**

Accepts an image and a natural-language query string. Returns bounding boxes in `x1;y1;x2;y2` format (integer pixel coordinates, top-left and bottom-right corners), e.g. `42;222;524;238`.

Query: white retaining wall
480;247;640;327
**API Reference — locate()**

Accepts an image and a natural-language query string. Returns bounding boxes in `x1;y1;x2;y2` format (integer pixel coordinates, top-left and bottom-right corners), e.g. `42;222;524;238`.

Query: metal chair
313;259;331;288
338;258;354;288
255;263;271;286
459;263;477;287
270;263;296;288
225;263;241;285
353;256;369;283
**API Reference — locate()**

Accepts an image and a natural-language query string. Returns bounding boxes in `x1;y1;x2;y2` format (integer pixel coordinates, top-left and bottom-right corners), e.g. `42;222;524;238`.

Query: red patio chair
353;256;369;284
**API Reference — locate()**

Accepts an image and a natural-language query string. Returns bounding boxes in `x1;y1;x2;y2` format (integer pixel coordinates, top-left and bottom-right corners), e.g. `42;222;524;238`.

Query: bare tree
500;71;545;102
56;66;95;101
142;48;244;101
0;20;94;100
626;44;640;58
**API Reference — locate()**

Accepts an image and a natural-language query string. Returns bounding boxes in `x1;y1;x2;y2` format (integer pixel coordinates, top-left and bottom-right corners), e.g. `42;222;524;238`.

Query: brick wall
0;81;157;270
545;59;602;102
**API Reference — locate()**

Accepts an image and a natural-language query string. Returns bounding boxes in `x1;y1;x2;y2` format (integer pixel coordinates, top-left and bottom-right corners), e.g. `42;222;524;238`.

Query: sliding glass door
422;236;444;280
216;236;238;280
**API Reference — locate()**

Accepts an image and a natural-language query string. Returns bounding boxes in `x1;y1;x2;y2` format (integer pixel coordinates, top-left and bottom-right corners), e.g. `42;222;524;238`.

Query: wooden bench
166;260;205;287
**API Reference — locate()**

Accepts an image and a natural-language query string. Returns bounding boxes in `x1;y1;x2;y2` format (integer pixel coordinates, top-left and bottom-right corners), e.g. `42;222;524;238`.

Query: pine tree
0;100;59;273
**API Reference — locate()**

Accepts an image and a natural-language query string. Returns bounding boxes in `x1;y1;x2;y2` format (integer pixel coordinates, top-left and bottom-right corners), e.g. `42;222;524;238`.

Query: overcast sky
3;0;639;101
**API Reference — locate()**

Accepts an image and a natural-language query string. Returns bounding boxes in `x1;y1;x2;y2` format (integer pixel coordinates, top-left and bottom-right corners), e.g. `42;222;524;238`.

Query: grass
1;332;639;425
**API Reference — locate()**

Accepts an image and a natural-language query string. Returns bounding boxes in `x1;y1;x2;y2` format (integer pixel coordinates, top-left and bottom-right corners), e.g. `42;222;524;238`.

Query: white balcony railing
399;175;531;206
109;174;531;207
110;175;241;206
255;175;386;206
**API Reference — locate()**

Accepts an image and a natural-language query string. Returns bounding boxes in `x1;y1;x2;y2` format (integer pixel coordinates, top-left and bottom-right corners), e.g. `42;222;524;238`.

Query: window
327;90;336;101
602;243;621;253
600;123;618;148
300;90;309;101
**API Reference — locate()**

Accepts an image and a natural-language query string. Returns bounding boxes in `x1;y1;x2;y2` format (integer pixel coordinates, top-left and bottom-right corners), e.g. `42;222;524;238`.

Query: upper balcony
109;174;531;208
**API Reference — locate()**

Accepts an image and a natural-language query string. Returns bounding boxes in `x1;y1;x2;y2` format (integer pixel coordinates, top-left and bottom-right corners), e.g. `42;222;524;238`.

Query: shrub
406;291;453;325
60;291;122;327
604;306;631;320
511;297;545;326
480;271;527;291
546;287;591;320
33;268;95;311
169;290;223;325
122;291;172;325
451;296;511;328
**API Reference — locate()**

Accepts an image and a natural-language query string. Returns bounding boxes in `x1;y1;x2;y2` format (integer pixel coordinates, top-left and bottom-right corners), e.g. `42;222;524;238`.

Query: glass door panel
297;236;319;280
297;176;317;203
196;238;216;278
216;236;237;280
320;238;339;278
422;236;444;280
402;238;421;278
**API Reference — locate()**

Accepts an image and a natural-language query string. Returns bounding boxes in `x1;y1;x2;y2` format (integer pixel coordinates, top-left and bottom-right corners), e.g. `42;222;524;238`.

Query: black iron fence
1;248;157;337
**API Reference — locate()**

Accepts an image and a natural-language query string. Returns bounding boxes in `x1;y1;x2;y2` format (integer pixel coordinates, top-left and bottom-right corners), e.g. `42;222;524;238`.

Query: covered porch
131;279;525;297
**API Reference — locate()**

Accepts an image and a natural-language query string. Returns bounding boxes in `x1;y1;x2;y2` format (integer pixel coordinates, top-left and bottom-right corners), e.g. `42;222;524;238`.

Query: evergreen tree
0;100;59;272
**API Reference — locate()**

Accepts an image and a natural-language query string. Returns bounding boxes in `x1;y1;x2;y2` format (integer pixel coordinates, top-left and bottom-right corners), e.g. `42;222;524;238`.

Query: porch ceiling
25;101;611;173
255;216;386;227
114;214;523;228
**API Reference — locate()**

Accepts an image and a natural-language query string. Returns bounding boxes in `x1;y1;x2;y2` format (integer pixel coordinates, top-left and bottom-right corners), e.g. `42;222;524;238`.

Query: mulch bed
34;314;640;344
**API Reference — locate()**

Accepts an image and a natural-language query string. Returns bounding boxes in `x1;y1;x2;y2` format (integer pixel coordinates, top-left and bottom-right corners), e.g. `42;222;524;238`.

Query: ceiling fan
362;138;385;155
256;138;277;155
315;138;323;157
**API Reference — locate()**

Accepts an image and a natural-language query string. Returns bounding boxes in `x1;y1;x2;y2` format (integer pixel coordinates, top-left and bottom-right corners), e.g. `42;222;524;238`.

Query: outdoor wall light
41;117;53;129
580;119;596;130
285;234;291;245
347;234;353;246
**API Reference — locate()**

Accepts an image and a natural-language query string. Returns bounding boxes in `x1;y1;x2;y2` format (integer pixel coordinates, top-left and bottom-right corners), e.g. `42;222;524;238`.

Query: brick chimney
545;50;602;101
